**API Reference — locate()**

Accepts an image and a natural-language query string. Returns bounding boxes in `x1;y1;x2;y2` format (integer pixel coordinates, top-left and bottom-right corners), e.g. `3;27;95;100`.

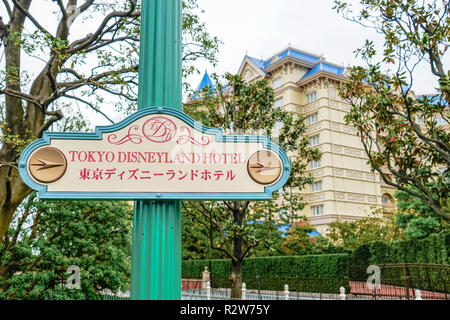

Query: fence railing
348;263;450;300
101;263;450;300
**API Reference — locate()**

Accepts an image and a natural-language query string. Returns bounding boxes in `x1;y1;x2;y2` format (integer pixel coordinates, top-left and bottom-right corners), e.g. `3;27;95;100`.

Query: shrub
182;254;350;293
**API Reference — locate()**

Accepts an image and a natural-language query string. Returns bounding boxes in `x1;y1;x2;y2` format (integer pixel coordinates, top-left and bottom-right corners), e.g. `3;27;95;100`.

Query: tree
182;73;321;298
0;0;220;241
326;210;404;252
280;219;338;256
333;0;449;220
0;194;132;299
182;207;226;260
394;188;450;239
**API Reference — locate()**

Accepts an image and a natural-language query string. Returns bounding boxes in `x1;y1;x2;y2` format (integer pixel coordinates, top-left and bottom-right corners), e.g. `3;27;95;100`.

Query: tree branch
10;0;53;37
67;0;139;54
2;0;12;18
63;94;114;124
37;109;64;137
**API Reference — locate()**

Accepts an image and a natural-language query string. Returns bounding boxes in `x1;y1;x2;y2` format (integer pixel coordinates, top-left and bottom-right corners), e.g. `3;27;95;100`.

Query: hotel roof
245;47;345;82
192;71;215;100
195;47;347;93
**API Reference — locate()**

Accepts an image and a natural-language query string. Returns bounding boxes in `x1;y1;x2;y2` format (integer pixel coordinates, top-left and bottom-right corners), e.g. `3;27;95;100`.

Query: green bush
182;254;350;293
349;232;450;292
350;232;450;267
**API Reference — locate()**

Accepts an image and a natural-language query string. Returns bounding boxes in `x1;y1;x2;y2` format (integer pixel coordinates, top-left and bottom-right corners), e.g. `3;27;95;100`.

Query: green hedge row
182;254;350;293
350;232;450;267
349;232;450;292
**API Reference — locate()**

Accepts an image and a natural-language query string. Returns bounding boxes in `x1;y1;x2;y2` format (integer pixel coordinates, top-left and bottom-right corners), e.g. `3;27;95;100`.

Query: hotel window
274;98;283;109
309;135;319;146
307;112;318;125
306;91;317;103
436;117;447;126
328;87;336;99
311;181;322;193
382;194;393;204
274;121;284;130
272;77;282;89
311;205;324;216
310;160;321;170
416;117;424;125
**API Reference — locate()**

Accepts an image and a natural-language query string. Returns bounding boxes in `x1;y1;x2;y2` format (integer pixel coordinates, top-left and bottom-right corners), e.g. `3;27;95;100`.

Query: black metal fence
348;263;450;300
102;263;450;300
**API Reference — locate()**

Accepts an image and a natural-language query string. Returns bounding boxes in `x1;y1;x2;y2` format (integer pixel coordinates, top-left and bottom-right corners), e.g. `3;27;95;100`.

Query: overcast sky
189;0;448;95
0;1;447;126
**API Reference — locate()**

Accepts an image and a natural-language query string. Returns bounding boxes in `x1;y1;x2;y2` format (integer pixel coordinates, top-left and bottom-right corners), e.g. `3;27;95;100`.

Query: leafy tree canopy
0;194;132;299
326;210;404;252
333;0;449;221
394;188;450;239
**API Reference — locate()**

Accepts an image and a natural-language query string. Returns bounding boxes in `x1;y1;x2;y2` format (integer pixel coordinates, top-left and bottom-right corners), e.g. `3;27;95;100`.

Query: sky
0;0;447;126
189;0;447;95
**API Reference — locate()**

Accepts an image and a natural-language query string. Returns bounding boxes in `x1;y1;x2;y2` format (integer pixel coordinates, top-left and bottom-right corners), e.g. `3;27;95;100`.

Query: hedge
350;232;450;267
182;254;350;293
349;232;450;292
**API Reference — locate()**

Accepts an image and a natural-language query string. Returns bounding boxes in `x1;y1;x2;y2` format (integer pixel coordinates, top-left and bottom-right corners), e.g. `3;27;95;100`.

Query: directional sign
19;107;291;200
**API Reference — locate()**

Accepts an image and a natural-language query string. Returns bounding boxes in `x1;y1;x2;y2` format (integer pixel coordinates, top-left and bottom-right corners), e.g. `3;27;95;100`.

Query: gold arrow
255;166;280;173
31;158;65;171
249;162;280;172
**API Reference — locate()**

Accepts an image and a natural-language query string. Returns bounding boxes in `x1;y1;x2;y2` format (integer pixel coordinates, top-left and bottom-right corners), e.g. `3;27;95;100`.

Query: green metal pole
131;0;182;300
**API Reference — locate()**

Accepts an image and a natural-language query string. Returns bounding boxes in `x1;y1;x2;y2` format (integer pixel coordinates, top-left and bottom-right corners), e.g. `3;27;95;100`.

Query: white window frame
310;160;321;170
272;77;283;89
311;181;322;193
309;135;319;147
273;97;283;109
307;112;318;125
436;117;447;126
306;91;317;104
274;121;284;130
311;205;324;216
416;117;424;125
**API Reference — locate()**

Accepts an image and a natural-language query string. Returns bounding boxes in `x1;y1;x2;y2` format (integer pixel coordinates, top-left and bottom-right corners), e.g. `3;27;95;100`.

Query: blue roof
247;221;320;238
247;56;270;70
301;62;344;80
245;48;345;83
279;49;320;65
192;72;215;100
307;230;321;237
246;48;321;73
196;71;214;92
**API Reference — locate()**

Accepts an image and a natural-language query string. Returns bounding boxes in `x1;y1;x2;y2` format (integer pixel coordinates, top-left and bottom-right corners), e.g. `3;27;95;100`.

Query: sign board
19;107;290;200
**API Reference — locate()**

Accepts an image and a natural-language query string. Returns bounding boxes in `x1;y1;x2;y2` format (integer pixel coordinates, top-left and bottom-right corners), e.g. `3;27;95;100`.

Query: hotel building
194;47;398;233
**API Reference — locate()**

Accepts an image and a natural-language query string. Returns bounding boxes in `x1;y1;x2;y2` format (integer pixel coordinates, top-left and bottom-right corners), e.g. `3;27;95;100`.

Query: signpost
18;0;291;300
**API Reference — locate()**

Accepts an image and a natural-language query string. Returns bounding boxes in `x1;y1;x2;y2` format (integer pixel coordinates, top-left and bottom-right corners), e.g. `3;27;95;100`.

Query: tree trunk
230;203;244;299
230;259;243;299
0;0;34;241
0;0;70;240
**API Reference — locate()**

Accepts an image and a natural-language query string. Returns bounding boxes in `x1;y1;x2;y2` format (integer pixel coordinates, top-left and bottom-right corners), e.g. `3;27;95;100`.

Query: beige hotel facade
194;47;397;234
